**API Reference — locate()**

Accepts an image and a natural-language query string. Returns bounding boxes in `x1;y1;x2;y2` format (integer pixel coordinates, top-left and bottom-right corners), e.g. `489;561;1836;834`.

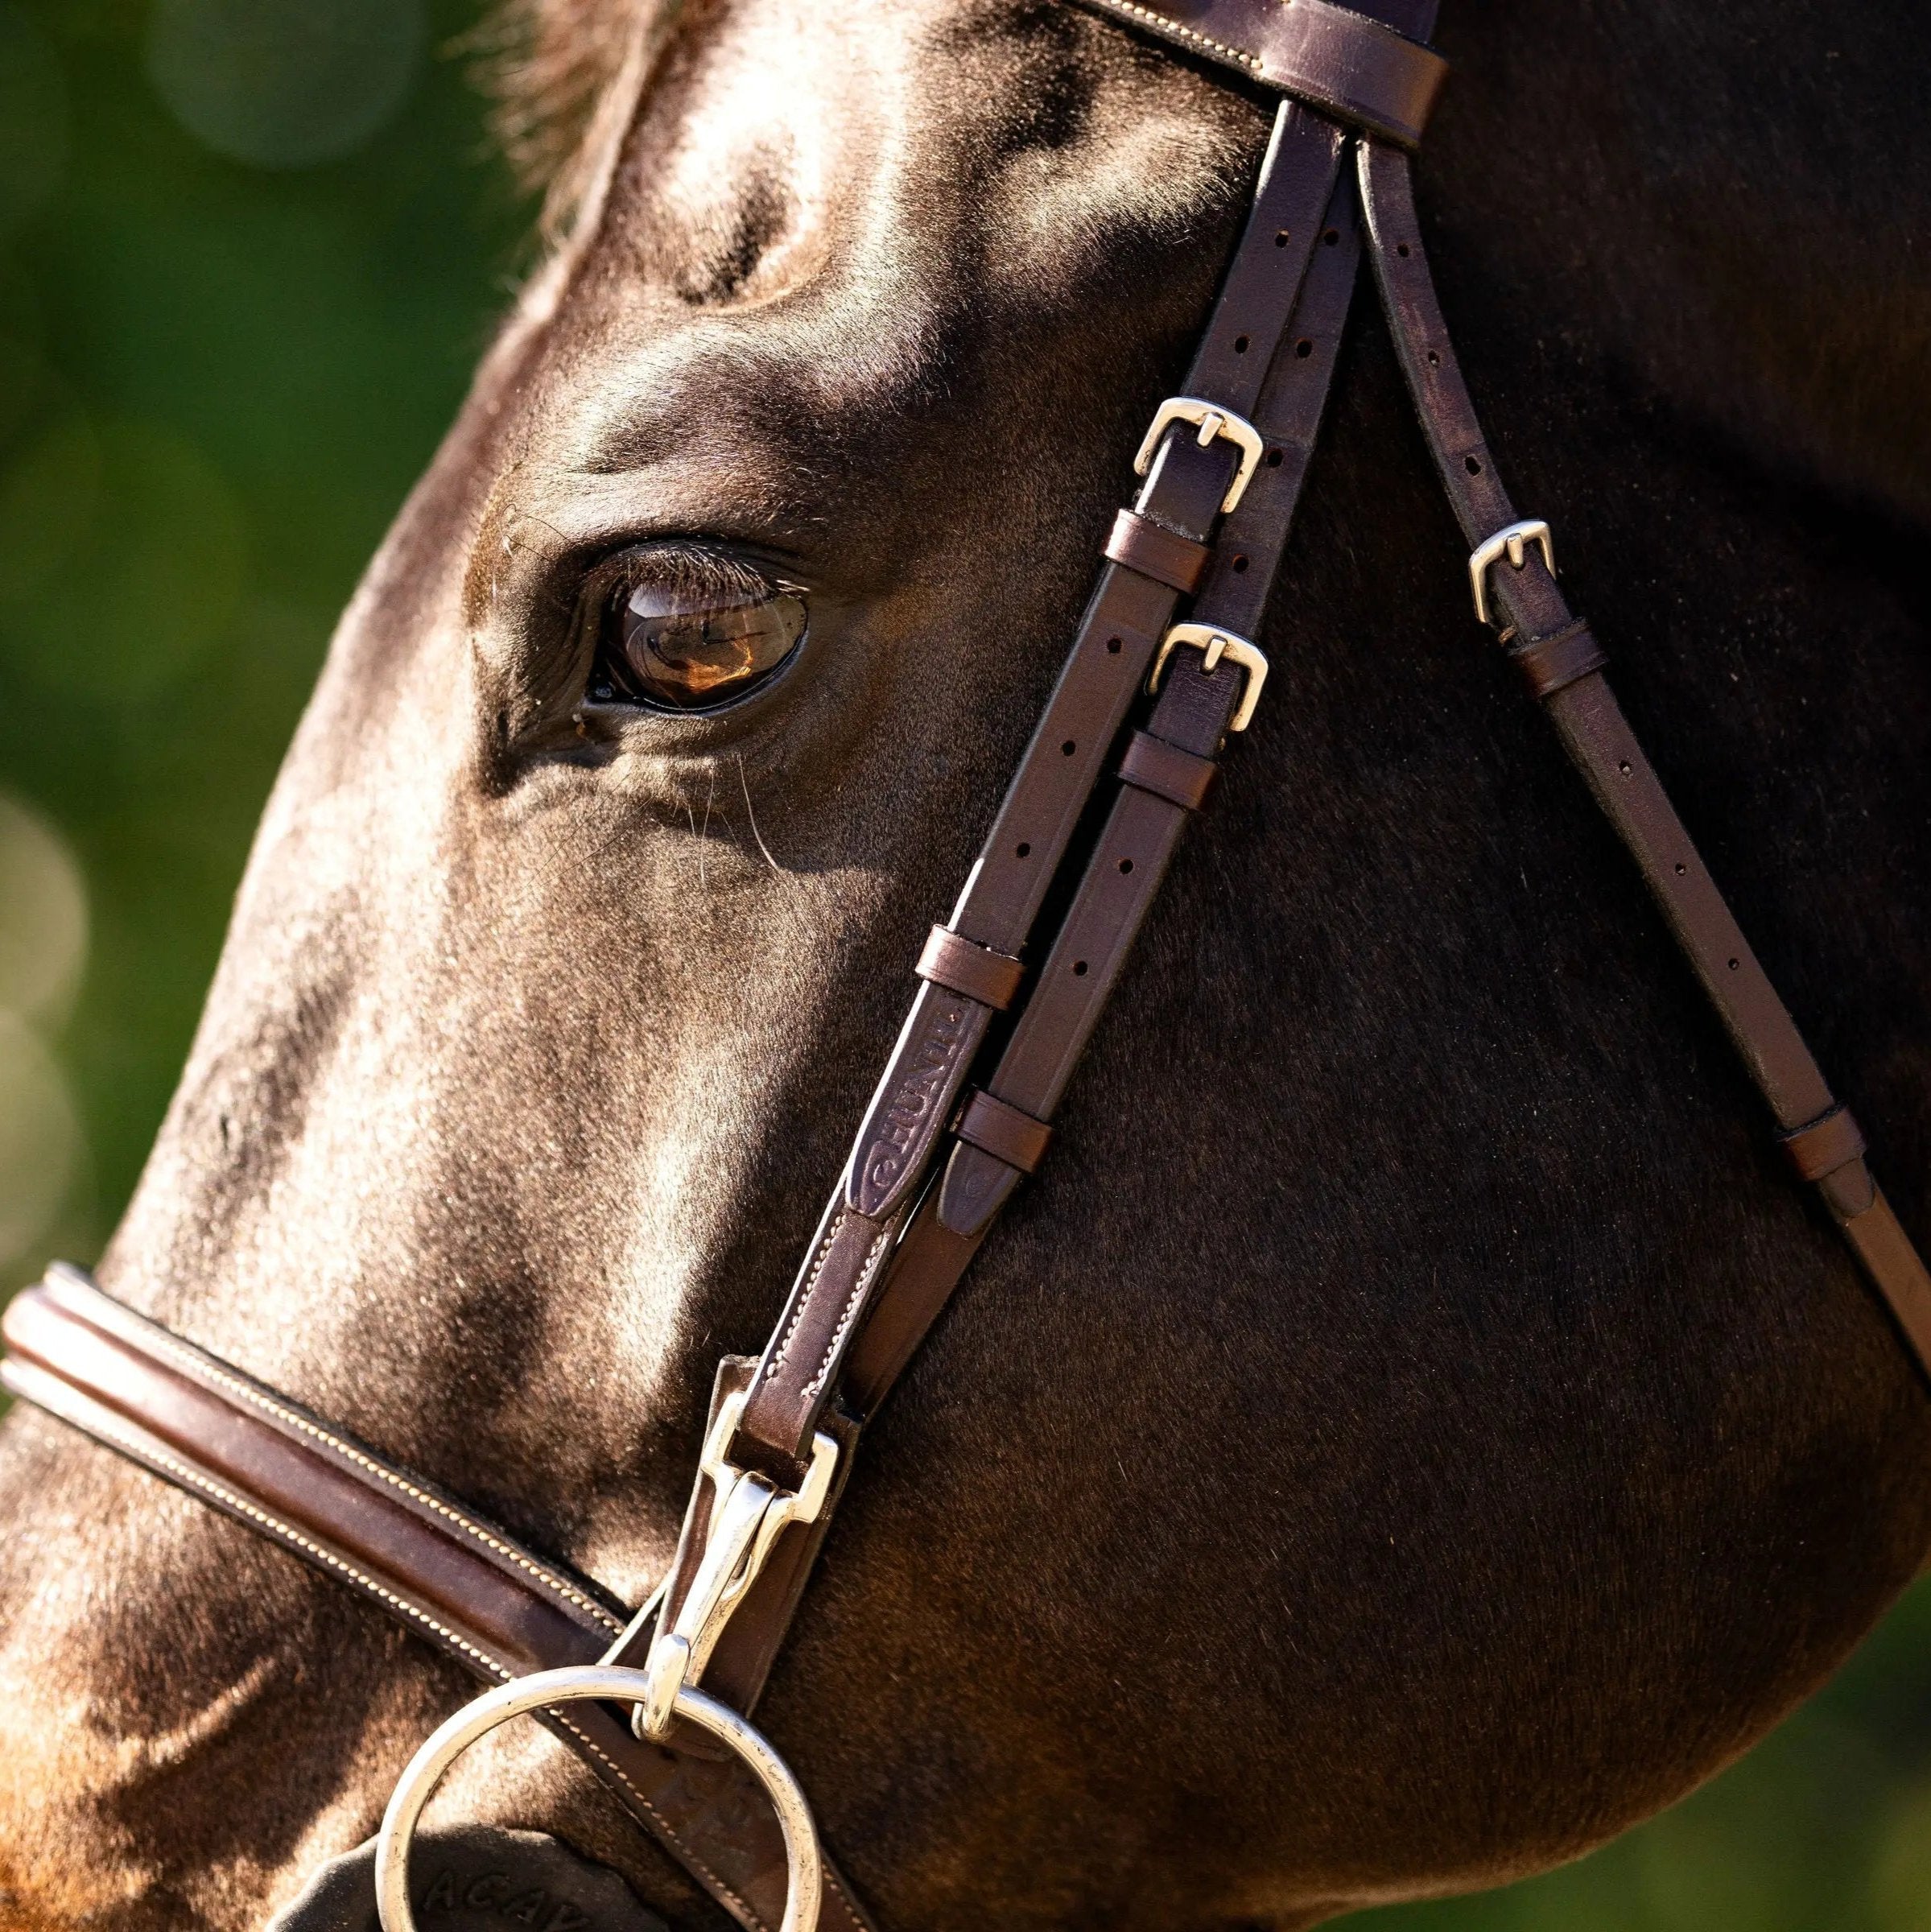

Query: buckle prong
1148;623;1269;732
1134;397;1266;514
1468;518;1555;626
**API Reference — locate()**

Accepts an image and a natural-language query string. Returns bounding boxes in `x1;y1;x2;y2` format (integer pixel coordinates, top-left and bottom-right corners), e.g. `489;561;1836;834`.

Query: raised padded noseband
1070;0;1447;147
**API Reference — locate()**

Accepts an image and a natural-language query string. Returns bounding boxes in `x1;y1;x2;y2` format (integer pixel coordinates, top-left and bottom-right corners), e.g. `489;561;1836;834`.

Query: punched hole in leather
267;1827;668;1932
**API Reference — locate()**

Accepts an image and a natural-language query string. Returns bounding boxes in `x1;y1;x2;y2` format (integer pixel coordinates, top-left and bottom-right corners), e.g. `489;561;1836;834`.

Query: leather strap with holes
725;85;1369;1486
0;1269;873;1932
659;160;1388;1724
1355;138;1931;1374
9;7;1930;1932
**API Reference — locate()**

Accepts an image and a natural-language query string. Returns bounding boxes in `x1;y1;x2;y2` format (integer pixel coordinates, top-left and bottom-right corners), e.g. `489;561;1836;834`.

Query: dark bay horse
2;0;1928;1926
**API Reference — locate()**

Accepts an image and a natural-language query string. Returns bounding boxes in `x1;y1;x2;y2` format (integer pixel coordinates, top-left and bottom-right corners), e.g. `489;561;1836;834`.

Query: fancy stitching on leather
542;1711;773;1932
762;1219;845;1377
1079;0;1264;73
15;1375;514;1683
803;1224;894;1402
88;1298;624;1633
14;1353;825;1932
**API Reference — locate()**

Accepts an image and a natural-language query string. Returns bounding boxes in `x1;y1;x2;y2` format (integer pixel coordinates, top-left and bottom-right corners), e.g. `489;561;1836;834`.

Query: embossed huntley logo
858;1001;972;1210
415;1868;592;1932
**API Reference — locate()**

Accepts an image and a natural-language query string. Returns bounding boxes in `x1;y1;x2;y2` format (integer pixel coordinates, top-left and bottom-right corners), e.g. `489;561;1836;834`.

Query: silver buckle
1133;397;1266;514
1468;518;1555;626
1148;623;1269;733
633;1389;838;1739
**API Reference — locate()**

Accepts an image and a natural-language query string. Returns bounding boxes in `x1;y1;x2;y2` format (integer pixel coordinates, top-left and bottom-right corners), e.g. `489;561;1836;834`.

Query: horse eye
591;570;807;712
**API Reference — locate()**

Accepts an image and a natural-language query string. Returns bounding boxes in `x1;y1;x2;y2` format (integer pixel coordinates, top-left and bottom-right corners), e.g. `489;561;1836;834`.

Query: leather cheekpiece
1105;509;1211;593
916;926;1025;1010
1510;619;1607;700
955;1090;1054;1175
1118;729;1217;811
1782;1104;1868;1183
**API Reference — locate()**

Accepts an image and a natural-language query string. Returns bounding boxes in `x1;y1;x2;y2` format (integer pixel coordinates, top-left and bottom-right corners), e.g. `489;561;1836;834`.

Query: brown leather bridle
6;3;1929;1928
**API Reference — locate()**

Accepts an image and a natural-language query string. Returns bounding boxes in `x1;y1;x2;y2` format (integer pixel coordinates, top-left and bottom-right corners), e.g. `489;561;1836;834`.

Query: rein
7;3;1929;1928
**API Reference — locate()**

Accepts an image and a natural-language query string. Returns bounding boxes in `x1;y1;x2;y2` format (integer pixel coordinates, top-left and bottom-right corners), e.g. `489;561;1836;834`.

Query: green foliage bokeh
0;4;1926;1926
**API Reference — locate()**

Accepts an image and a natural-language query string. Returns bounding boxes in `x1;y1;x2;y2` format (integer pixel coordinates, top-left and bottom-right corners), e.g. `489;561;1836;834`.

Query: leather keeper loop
1781;1104;1868;1183
955;1089;1053;1176
1105;509;1211;594
916;926;1025;1010
1510;620;1607;700
1118;729;1216;812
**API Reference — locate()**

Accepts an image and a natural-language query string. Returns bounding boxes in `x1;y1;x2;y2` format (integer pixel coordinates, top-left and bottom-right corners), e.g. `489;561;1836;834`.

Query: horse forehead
539;0;1257;463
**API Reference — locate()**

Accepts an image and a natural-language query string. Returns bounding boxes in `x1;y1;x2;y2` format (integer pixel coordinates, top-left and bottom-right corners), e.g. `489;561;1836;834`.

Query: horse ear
469;0;683;243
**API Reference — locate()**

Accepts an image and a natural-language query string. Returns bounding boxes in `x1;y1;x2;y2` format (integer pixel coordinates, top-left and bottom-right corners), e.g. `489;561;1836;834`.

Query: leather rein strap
6;4;1927;1930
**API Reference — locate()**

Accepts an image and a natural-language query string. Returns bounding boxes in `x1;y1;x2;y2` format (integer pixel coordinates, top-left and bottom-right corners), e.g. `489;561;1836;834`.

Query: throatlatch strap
1355;140;1931;1381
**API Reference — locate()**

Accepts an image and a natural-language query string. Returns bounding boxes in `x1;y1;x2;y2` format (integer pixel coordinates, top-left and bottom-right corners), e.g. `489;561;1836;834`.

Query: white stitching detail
24;1370;858;1932
1083;0;1264;72
546;1711;769;1932
39;1393;516;1681
86;1298;623;1633
803;1228;891;1400
763;1221;842;1376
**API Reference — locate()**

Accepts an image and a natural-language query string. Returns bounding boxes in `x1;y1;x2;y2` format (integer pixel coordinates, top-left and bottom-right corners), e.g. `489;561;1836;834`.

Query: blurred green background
2;2;1929;1926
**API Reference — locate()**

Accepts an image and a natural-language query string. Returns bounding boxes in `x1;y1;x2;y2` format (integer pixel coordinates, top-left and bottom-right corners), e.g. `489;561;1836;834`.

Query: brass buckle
632;1390;838;1739
1148;623;1269;733
1133;397;1266;514
1468;518;1555;626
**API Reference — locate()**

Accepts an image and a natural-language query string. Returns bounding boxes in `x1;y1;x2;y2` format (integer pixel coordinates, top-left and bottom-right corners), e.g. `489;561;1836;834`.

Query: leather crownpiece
266;1829;670;1932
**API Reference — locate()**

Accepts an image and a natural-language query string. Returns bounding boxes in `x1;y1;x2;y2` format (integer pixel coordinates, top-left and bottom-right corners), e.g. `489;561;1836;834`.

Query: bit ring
375;1666;821;1932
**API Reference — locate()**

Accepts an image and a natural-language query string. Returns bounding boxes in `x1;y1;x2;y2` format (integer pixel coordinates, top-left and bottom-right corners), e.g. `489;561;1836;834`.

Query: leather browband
1068;0;1448;147
10;2;1931;1928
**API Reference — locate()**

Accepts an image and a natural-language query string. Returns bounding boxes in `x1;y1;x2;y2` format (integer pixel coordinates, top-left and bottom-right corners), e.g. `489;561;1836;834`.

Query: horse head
2;1;1928;1927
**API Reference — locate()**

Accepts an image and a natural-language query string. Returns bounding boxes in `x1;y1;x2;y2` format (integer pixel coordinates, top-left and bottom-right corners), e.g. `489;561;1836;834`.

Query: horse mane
477;0;661;233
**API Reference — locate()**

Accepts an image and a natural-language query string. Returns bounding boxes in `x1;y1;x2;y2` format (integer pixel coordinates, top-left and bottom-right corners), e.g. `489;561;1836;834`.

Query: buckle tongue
1133;396;1266;513
1148;623;1269;732
633;1390;838;1740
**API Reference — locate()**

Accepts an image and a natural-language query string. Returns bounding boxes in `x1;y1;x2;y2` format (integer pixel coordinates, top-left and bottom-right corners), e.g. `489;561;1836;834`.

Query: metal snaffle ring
374;1666;822;1932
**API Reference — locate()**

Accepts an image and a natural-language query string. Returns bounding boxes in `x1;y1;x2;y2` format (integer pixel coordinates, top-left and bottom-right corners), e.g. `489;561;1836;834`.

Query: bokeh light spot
0;5;70;240
0;795;88;1025
145;0;426;171
0;1010;80;1269
0;417;248;699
